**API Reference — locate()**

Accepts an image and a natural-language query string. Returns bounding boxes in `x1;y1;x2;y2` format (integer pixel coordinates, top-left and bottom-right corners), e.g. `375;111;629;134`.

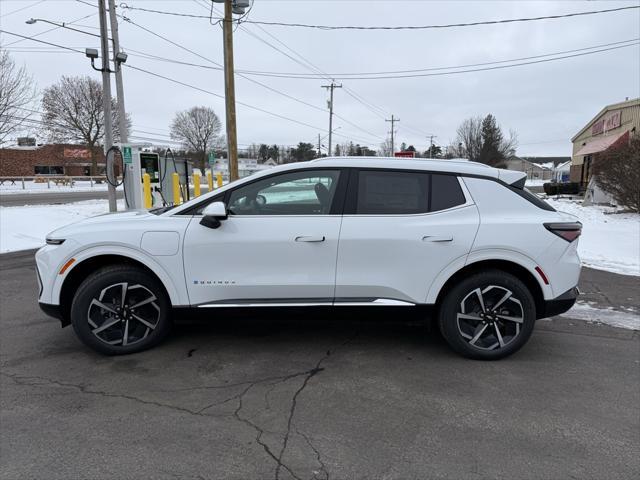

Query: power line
225;41;639;80
118;4;640;30
230;38;640;78
0;30;85;53
123;64;371;147
121;7;383;143
0;0;46;19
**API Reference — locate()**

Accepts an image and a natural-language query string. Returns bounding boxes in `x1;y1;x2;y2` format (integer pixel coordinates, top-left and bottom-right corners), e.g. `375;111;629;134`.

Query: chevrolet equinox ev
36;158;581;359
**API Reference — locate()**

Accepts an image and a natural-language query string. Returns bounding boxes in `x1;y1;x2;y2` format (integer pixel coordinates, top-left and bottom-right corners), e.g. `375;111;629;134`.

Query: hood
47;209;152;239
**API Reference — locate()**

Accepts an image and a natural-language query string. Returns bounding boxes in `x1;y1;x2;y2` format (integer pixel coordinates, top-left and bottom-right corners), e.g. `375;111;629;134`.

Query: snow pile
561;302;639;330
0;200;123;253
547;198;639;277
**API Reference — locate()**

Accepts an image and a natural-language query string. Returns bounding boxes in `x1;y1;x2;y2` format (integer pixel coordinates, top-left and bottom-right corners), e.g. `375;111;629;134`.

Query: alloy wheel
87;282;160;346
456;285;524;351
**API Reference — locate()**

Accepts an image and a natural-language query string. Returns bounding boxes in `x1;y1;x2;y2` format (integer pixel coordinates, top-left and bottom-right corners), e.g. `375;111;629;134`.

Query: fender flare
51;244;188;307
425;249;553;304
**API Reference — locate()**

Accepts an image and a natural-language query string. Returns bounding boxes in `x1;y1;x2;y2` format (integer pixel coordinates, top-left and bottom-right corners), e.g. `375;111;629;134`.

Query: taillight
544;222;582;242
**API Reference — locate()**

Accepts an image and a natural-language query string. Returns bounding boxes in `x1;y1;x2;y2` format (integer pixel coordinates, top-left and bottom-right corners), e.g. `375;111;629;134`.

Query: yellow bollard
193;172;201;197
172;172;181;205
207;171;214;192
216;172;223;188
142;173;152;209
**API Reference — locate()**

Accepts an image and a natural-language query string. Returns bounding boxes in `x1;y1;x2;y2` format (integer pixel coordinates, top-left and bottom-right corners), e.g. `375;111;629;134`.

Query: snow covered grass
546;198;639;276
0;200;124;253
0;180;118;195
525;178;548;187
560;301;639;330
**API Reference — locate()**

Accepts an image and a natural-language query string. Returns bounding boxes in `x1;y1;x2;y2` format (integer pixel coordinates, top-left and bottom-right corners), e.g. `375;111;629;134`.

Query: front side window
228;170;340;215
356;170;430;214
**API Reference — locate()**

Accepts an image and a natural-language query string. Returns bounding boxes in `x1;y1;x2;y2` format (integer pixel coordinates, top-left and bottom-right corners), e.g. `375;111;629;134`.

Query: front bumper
539;287;578;319
39;302;68;326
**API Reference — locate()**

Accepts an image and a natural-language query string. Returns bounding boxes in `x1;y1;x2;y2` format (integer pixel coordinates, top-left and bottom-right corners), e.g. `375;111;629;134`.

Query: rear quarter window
431;174;466;211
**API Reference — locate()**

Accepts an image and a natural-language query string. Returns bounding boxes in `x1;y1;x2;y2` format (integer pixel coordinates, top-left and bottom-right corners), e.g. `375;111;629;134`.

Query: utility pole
107;0;127;143
318;133;322;157
385;115;399;155
98;0;117;212
223;0;239;181
322;82;341;157
428;134;437;158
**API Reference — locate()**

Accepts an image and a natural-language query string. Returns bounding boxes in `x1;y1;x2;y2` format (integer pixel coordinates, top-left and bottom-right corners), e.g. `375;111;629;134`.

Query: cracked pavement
1;250;639;479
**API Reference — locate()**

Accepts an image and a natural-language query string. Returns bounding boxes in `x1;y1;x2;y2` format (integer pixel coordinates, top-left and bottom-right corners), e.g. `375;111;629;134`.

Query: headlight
46;238;65;245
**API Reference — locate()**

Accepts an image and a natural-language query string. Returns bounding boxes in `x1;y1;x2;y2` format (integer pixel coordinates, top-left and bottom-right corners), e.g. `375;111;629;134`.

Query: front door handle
295;235;325;243
423;235;453;243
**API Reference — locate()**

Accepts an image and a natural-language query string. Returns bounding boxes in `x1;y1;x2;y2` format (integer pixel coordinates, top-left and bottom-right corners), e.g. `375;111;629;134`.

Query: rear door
334;169;479;305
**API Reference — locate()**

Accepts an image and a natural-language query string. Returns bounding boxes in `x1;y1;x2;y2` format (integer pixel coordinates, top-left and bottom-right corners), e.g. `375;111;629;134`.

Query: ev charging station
117;144;193;210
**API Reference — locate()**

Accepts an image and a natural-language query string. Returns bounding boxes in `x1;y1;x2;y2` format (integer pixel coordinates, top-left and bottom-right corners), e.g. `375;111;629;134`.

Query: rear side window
431;174;466;211
356;171;429;214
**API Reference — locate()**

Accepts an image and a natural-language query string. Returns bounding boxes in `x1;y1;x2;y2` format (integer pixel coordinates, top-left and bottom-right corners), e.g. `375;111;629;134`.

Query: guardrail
0;176;120;189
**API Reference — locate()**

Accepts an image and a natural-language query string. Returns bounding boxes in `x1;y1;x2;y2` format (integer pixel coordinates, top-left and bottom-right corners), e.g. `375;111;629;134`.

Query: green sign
208;151;216;165
123;146;132;164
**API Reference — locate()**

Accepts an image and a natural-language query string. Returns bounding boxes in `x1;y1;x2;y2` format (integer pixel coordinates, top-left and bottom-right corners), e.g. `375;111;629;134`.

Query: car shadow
166;306;446;351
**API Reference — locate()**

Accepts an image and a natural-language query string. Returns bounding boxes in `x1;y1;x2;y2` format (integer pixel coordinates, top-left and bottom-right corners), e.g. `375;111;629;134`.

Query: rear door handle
295;235;326;242
423;235;453;243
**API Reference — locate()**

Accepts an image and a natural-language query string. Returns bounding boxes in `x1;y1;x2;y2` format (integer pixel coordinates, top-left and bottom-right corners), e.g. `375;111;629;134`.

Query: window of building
34;166;64;175
430;174;466;212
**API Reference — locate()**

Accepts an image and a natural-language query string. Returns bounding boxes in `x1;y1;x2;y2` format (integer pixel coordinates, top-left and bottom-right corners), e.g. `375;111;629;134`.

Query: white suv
36;157;581;359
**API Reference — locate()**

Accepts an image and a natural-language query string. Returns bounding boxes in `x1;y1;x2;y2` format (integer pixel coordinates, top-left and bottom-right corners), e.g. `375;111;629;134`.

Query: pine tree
480;114;505;167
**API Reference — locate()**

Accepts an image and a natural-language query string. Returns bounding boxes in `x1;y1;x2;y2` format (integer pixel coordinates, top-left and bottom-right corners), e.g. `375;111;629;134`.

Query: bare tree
41;75;129;175
456;116;483;162
170;106;222;171
378;138;393;157
593;136;640;212
0;49;37;145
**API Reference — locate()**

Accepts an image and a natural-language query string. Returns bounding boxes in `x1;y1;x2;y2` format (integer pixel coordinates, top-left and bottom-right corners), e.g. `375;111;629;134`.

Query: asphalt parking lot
1;250;638;480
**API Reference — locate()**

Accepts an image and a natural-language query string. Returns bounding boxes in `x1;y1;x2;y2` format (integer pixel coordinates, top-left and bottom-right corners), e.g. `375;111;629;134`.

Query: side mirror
200;201;227;229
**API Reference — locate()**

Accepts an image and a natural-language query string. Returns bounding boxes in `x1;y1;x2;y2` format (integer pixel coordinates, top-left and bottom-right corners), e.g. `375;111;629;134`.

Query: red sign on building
394;151;415;158
592;110;622;135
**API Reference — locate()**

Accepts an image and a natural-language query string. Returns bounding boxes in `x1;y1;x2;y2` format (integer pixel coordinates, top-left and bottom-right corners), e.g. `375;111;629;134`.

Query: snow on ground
525;178;547;187
0;180;118;195
560;301;639;330
546;198;640;277
0;200;124;253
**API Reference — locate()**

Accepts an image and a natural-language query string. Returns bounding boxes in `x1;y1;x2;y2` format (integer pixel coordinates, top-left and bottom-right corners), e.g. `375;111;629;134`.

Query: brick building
0;143;106;177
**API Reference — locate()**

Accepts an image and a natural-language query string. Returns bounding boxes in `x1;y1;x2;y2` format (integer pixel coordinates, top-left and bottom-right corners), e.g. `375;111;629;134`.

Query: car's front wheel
70;265;171;355
438;270;536;360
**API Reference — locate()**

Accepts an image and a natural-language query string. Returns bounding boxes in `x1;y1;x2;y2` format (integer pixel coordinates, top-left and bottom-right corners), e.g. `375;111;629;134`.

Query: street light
26;18;103;39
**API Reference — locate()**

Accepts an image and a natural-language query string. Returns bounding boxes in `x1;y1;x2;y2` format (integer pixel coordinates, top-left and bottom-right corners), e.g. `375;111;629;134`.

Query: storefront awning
575;130;629;156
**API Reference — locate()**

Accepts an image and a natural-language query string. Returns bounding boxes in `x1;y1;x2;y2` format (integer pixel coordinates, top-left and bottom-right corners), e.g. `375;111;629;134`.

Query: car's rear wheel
70;265;171;355
438;270;536;360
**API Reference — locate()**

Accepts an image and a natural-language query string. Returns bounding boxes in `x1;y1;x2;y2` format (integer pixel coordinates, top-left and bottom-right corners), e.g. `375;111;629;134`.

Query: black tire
438;270;536;360
70;265;171;355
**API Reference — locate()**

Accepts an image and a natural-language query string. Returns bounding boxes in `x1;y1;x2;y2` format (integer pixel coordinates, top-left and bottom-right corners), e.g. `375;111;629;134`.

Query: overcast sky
1;0;639;156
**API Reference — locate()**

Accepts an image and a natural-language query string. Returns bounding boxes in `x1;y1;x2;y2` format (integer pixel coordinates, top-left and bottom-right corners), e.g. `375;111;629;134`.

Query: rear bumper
39;302;69;327
538;287;578;319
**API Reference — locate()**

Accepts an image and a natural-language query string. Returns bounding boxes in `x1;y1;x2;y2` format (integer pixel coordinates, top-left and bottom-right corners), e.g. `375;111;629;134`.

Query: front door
183;169;345;306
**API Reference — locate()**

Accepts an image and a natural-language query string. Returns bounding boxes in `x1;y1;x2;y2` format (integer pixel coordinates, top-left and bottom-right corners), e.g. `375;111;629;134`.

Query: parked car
36;157;581;359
